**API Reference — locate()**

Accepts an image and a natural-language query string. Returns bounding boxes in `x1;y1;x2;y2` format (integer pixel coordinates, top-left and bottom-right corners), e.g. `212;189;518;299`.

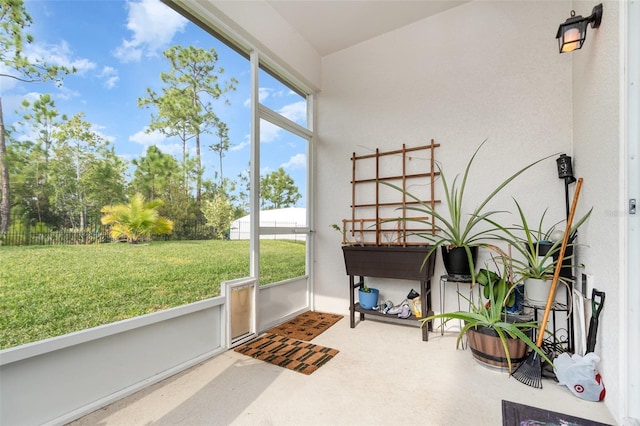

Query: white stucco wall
312;1;625;422
315;0;574;312
570;1;624;421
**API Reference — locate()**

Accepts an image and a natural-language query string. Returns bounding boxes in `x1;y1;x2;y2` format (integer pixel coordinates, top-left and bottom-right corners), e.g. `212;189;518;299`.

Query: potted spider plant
484;199;592;307
383;139;554;281
421;263;554;373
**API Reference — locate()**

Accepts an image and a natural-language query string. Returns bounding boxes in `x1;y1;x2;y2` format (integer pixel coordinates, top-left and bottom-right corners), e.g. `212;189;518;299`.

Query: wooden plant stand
340;140;440;341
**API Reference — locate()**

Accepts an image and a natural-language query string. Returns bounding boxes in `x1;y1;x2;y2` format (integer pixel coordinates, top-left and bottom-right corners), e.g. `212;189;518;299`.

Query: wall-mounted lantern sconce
556;153;576;183
555;3;603;53
556;154;576;220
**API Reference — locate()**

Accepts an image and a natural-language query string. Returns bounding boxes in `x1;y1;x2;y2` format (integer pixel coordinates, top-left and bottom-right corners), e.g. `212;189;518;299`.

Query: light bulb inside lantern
561;28;581;52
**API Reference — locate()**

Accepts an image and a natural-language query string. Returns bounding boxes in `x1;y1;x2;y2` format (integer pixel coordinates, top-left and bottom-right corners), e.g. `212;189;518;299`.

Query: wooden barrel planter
466;326;529;371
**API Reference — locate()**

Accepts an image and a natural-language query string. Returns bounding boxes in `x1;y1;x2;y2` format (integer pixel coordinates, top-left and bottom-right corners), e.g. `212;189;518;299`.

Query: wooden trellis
342;140;440;246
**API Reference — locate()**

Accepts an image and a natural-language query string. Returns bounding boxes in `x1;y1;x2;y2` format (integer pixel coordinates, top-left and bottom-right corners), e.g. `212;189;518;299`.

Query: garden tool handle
535;178;584;348
591;289;605;317
586;289;605;353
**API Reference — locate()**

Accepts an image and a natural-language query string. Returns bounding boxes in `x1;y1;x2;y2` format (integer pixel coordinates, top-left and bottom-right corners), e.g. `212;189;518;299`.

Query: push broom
512;177;584;388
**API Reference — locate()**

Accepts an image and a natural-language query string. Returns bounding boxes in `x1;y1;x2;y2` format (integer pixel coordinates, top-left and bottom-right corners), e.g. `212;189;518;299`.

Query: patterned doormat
265;311;343;341
502;400;612;426
234;333;339;375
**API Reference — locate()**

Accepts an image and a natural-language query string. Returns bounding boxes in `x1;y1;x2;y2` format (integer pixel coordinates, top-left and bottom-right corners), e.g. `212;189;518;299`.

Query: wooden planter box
342;245;436;280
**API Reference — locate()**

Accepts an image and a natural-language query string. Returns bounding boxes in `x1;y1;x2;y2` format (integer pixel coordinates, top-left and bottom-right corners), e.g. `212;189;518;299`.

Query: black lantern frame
555;3;603;54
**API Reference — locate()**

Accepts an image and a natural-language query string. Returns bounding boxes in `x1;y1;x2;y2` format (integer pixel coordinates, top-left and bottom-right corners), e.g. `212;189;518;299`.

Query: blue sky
2;0;308;206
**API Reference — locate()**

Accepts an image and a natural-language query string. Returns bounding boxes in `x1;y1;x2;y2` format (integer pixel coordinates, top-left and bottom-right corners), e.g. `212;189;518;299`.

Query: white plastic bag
554;352;606;402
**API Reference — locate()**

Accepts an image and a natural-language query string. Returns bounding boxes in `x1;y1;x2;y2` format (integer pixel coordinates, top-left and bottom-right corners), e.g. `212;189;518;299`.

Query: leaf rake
512;177;584;388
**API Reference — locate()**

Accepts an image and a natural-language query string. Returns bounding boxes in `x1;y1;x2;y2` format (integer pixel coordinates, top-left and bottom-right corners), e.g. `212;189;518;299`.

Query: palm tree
100;193;174;243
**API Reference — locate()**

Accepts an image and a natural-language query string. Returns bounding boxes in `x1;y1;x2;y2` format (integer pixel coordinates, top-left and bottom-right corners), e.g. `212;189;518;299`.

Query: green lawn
0;240;306;349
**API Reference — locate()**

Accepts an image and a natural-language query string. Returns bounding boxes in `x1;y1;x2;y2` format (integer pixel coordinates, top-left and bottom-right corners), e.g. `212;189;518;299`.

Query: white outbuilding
229;207;306;241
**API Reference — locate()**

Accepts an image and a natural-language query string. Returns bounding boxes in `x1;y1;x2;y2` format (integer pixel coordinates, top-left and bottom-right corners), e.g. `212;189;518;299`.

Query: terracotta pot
466;326;529;371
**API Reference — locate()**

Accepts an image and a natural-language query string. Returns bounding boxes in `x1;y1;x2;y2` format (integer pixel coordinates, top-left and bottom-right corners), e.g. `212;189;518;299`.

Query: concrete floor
70;316;616;426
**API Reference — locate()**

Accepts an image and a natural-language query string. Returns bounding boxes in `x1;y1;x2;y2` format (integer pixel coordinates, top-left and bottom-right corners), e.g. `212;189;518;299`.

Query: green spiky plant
421;265;554;374
383;139;555;282
484;198;592;283
100;193;174;243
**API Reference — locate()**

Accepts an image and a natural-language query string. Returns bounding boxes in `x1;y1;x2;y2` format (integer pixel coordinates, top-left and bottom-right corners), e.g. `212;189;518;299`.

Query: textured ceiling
266;1;468;56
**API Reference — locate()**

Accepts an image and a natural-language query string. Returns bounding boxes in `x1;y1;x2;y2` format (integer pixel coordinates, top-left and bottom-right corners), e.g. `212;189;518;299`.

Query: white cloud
98;66;120;89
243;87;273;108
114;0;188;63
104;76;119;89
281;153;306;170
2;90;69;123
259;87;272;103
89;123;116;144
26;40;96;75
260;166;272;175
129;127;182;157
3;37;116;100
0;65;19;91
55;86;81;101
9;120;37;143
11;86;80;103
230;137;250;152
278;101;306;124
118;152;135;163
113;40;142;63
19;91;42;105
260;120;281;143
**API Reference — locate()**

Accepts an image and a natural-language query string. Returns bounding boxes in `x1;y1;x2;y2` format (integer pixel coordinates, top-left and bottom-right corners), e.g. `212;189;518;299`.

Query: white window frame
162;0;317;289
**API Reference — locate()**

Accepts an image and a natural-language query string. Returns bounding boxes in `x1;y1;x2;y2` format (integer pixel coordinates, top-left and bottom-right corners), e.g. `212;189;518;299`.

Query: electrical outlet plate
583;273;595;298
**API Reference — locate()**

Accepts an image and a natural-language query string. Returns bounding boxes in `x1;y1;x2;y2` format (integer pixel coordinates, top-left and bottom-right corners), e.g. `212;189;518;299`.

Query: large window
257;118;310;283
1;0;314;349
159;2;314;286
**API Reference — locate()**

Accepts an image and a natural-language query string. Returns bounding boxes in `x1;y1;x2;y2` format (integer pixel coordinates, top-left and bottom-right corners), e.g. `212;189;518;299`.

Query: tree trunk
196;131;201;204
0;97;11;234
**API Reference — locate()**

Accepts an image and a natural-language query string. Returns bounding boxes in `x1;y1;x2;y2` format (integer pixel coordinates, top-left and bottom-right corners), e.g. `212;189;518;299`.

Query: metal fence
0;216;213;246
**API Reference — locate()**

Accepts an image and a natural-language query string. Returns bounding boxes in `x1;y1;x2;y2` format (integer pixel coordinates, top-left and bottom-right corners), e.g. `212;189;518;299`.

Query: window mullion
258;104;312;139
250;49;260;280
